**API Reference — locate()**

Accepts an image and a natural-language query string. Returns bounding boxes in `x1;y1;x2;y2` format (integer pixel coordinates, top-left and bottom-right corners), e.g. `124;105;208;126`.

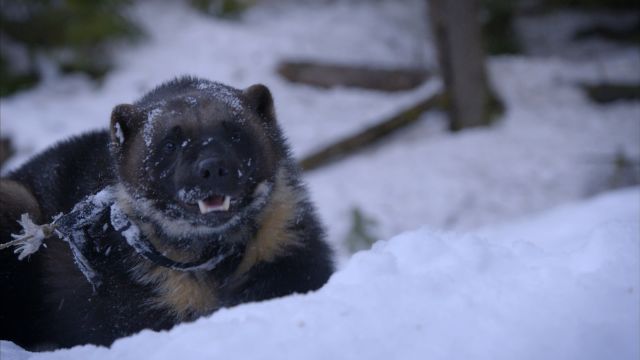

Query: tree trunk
429;0;499;131
277;61;429;92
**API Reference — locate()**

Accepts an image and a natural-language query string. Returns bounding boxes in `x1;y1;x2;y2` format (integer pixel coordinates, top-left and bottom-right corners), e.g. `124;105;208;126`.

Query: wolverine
0;76;334;350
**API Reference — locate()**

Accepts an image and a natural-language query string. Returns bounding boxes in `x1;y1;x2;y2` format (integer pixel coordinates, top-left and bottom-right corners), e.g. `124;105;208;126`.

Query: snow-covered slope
3;187;638;360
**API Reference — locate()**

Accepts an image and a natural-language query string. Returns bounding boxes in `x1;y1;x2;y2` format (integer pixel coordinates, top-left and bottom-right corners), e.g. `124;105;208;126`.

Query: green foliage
481;0;521;55
0;54;40;97
543;0;639;9
0;0;141;96
345;207;379;254
483;87;505;125
1;1;139;49
584;148;640;196
609;149;640;189
190;0;255;19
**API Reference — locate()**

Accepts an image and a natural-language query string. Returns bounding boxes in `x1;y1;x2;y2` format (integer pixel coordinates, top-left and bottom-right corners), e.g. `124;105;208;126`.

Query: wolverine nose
197;158;229;179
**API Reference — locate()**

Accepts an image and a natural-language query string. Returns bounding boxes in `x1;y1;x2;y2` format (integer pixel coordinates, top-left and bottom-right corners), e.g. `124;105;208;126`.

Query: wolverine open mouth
196;194;231;214
177;188;238;215
180;194;236;215
173;181;272;226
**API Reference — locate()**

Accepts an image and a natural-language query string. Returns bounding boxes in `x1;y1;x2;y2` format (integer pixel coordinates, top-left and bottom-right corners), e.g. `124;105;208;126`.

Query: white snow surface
2;186;638;360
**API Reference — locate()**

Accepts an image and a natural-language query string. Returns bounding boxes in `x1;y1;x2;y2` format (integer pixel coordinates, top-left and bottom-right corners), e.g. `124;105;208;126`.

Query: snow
308;53;640;256
109;202;142;251
54;187;118;288
113;122;124;144
193;80;244;115
143;107;164;147
0;0;638;358
2;187;638;360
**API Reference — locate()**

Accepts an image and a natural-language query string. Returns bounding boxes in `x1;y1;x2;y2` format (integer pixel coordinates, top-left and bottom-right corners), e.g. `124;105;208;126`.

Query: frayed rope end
0;213;55;260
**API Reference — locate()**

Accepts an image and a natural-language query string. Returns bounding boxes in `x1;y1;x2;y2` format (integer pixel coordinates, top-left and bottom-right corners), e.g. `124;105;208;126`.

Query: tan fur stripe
117;189;219;320
117;166;302;319
232;167;302;281
0;179;42;222
131;260;218;320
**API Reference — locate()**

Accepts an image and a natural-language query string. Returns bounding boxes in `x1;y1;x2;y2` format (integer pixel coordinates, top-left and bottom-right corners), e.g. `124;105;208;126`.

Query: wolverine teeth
197;196;231;214
197;201;208;214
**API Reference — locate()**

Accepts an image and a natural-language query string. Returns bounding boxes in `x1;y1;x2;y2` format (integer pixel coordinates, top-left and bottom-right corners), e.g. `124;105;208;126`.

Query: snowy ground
2;187;638;360
0;0;639;358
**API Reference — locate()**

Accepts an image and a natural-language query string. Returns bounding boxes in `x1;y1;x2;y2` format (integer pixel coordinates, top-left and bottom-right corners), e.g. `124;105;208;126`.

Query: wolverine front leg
0;179;42;242
226;238;334;306
0;180;47;348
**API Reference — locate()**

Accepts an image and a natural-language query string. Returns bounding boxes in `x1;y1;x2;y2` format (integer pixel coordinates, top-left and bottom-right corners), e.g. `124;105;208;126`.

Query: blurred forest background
0;0;638;257
2;0;638;99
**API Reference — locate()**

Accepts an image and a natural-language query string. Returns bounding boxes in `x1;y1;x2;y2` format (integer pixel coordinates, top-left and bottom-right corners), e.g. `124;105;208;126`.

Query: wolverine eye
230;132;241;143
223;121;242;143
163;141;177;154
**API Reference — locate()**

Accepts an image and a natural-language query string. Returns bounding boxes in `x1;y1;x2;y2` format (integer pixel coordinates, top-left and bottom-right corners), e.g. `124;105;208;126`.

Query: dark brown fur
1;77;334;349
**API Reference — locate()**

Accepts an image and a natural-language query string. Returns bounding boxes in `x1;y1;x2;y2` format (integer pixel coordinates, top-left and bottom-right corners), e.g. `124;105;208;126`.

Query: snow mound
3;187;637;360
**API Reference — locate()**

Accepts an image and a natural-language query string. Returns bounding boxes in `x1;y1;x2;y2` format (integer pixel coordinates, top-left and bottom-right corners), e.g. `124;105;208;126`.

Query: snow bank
4;187;638;360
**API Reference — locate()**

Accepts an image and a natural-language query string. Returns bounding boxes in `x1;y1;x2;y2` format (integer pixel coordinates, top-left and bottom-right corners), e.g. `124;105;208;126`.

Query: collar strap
110;204;233;272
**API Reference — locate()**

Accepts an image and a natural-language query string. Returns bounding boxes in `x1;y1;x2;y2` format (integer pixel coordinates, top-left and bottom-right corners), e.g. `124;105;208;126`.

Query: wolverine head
109;77;286;236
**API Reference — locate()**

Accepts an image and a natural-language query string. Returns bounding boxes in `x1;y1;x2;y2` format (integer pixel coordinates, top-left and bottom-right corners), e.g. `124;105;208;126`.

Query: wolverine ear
243;84;276;124
110;104;142;146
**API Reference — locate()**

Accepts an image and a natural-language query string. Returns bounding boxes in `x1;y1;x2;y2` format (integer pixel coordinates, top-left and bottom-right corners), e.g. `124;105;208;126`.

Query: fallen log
582;83;640;104
277;61;429;92
300;93;443;172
